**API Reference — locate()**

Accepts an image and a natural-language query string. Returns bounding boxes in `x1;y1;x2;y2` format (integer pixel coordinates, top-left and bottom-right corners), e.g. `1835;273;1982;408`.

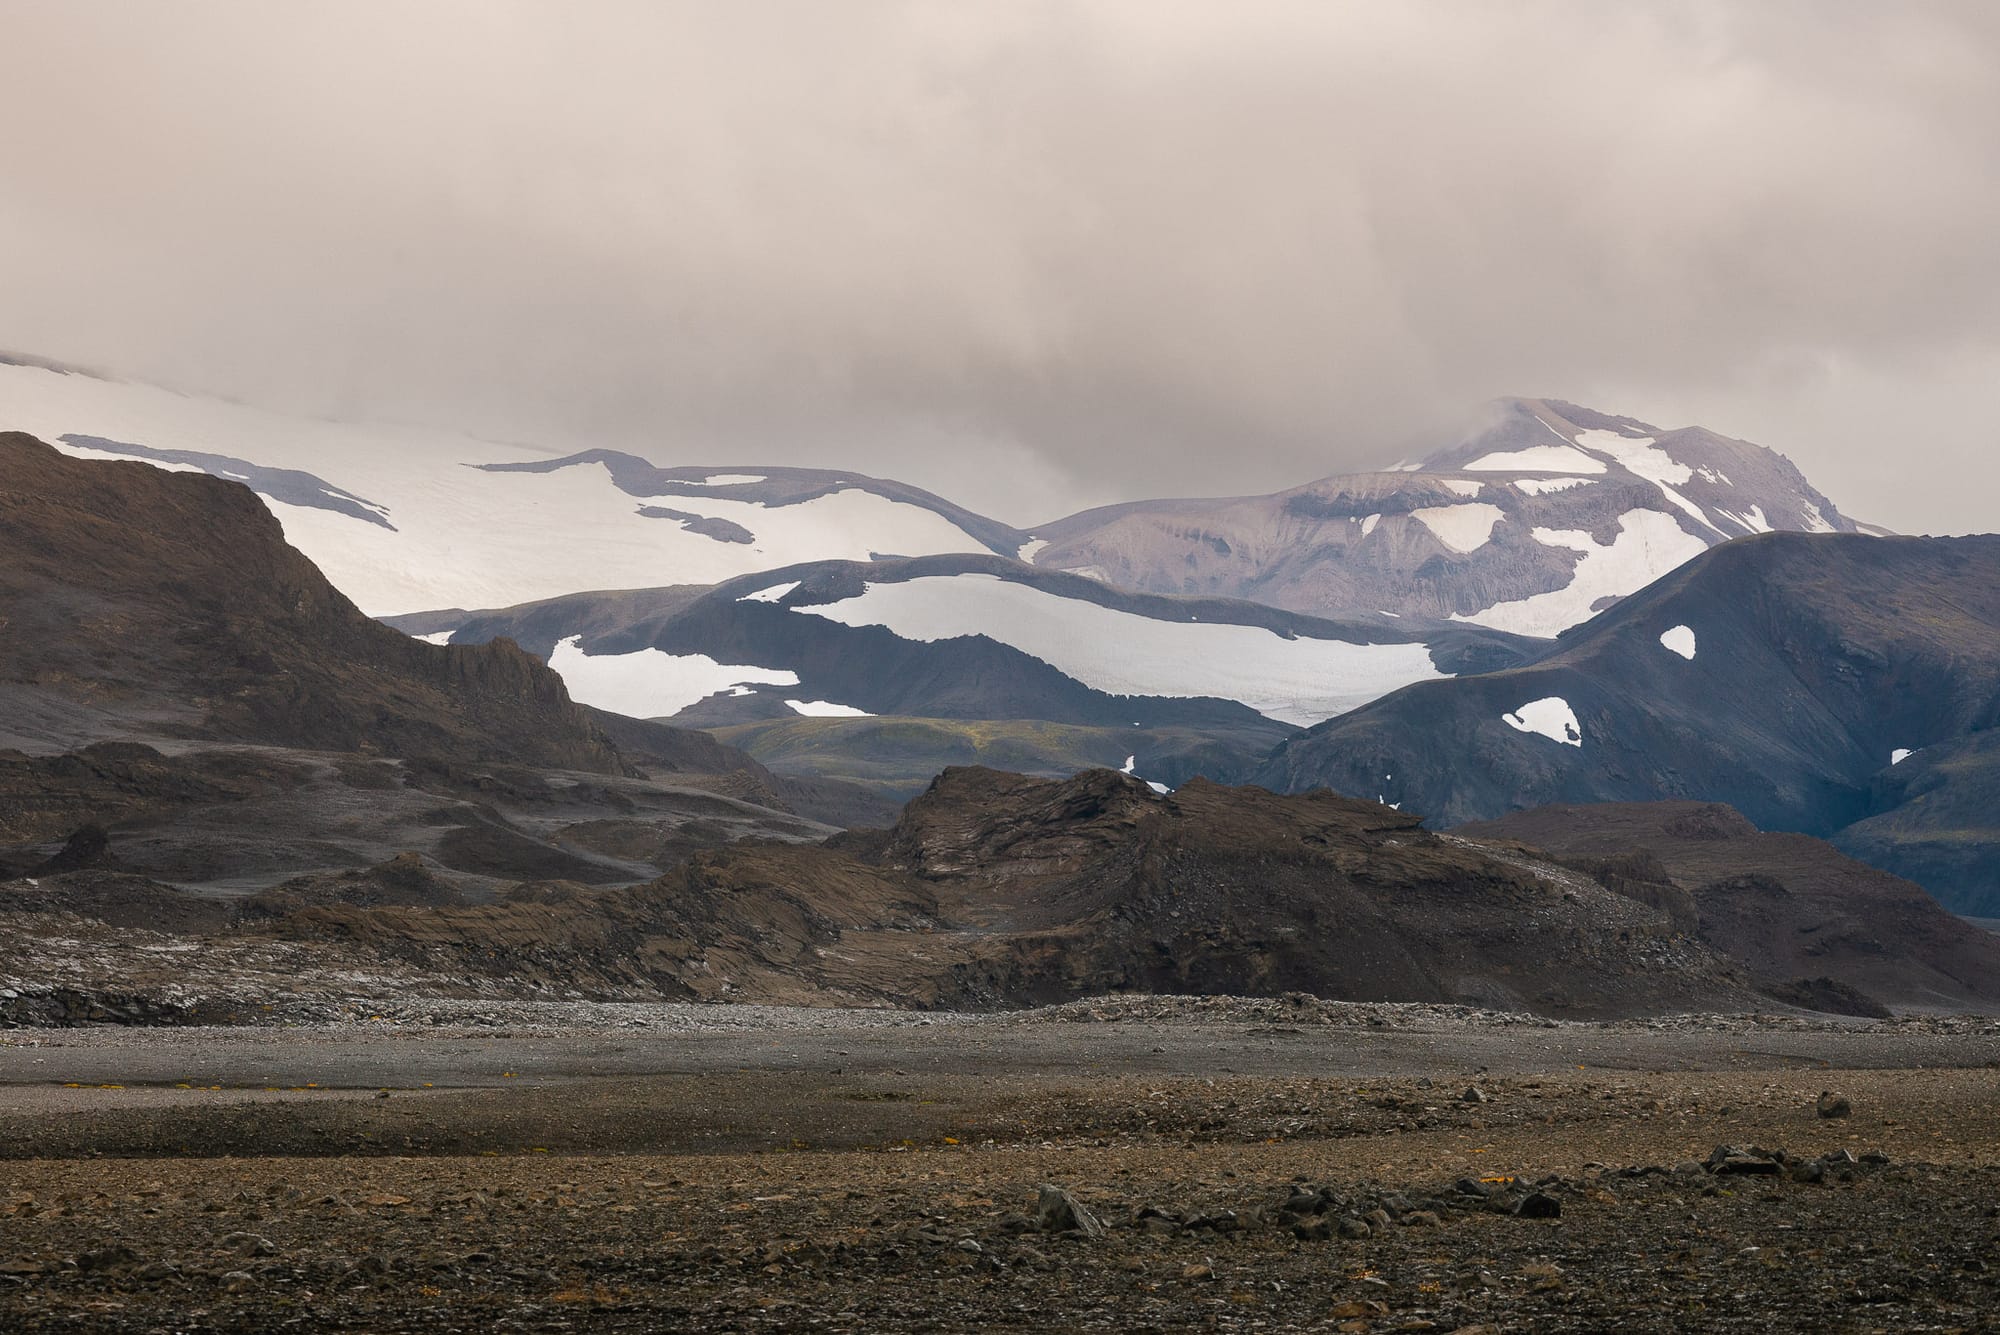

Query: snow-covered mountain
392;554;1538;794
1;360;1872;640
0;357;1023;616
1026;398;1874;636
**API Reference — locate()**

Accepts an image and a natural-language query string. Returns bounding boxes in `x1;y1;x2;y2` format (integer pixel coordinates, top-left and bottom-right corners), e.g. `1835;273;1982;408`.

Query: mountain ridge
1255;530;2000;915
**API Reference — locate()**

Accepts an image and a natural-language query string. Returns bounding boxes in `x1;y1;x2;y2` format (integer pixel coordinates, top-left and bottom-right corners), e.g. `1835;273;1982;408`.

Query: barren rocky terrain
3;1002;1998;1332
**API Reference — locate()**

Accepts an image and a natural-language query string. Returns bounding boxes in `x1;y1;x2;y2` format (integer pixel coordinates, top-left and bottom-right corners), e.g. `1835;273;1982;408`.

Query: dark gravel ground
2;1006;1998;1331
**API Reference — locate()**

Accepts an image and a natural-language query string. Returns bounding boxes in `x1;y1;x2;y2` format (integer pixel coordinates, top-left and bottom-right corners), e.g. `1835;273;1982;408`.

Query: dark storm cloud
1;1;1996;529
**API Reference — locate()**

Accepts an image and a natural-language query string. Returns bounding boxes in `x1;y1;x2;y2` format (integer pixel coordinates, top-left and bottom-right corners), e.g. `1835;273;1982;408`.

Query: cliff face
0;431;626;773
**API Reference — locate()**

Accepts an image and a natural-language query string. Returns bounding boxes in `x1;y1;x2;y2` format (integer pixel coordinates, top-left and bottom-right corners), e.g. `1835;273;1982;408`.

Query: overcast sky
2;2;1996;531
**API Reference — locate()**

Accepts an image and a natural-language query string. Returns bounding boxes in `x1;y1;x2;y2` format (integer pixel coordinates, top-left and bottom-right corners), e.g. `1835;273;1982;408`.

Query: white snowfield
1118;755;1172;794
791;573;1444;726
1;362;997;616
1514;476;1596;496
1572;429;1723;537
549;637;798;719
1441;478;1484;497
1718;504;1773;534
1410;502;1506;553
1892;748;1915;766
1462;444;1607;474
1503;696;1583;747
1659;624;1698;660
738;581;801;603
785;700;873;718
1452;510;1708;639
1016;538;1049;564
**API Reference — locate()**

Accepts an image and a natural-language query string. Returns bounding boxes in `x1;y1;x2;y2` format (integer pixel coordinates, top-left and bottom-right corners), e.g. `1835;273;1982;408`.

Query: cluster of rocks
981;1146;1901;1254
998;1175;1568;1248
1007;993;2000;1036
1680;1143;1891;1186
0;987;197;1028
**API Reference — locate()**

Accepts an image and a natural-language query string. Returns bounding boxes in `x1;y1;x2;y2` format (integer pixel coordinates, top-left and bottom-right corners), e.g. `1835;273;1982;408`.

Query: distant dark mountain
1456;802;2000;1013
0;434;864;898
391;553;1539;800
1028;398;1870;635
1256;532;2000;915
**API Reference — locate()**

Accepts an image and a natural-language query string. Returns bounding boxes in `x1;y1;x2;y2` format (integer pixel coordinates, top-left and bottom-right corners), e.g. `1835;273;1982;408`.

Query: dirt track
3;1005;1998;1331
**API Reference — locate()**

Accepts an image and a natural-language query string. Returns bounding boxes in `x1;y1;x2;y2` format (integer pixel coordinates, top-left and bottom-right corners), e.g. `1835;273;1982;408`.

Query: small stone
1816;1090;1852;1119
1329;1299;1390;1318
1336;1216;1372;1239
136;1262;180;1282
1292;1217;1332;1242
1514;1192;1562;1219
1364;1207;1393;1231
75;1246;141;1271
218;1232;277;1258
1034;1185;1106;1240
1400;1210;1441;1227
1707;1145;1782;1176
1461;1085;1489;1104
1181;1263;1214;1281
221;1270;256;1293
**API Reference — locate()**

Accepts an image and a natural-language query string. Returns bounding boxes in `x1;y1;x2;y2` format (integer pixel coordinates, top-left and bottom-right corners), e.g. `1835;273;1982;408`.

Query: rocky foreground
2;1002;1998;1332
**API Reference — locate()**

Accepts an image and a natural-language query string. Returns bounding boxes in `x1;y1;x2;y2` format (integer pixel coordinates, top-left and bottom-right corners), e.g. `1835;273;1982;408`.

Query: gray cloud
2;1;1996;530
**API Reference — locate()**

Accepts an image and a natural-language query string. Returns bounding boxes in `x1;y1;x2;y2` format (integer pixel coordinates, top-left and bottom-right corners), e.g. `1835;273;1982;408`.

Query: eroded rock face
0;431;626;773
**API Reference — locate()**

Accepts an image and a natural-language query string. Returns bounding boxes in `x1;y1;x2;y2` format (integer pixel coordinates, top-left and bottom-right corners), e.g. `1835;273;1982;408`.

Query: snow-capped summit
1027;398;1871;637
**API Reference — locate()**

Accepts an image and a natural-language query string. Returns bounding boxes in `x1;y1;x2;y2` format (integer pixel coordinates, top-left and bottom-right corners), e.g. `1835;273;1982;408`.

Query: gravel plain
3;999;1999;1332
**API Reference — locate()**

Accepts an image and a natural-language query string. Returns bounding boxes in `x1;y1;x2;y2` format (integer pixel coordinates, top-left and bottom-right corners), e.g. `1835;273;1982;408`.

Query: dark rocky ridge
0;435;872;892
476;449;1028;556
1455;802;2000;1013
7;767;1776;1019
0;432;626;772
